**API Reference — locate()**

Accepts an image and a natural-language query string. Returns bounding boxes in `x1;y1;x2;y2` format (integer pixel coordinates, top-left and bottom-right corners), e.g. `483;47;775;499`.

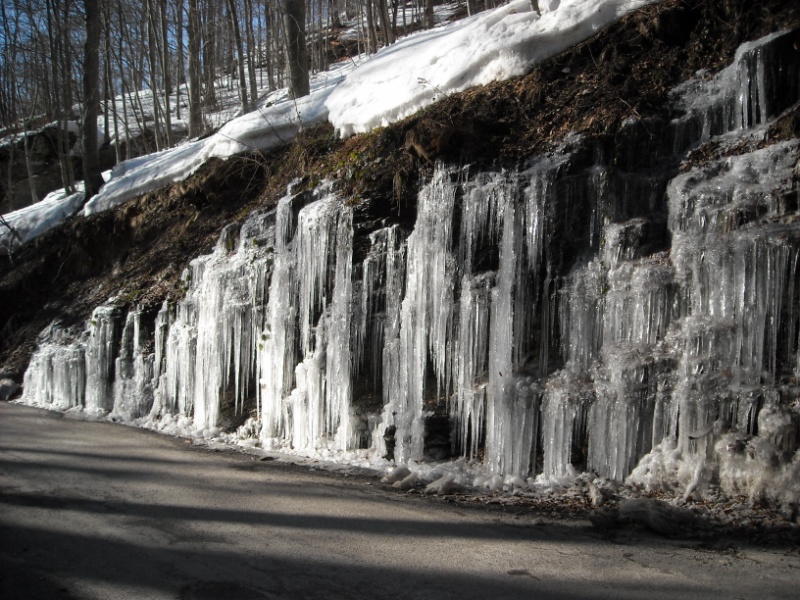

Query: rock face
14;22;800;505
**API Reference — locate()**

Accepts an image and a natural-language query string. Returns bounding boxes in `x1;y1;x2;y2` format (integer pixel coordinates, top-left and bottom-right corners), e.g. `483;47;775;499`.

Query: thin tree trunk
365;0;378;53
103;40;111;147
203;0;218;110
23;130;39;205
187;0;203;135
329;0;341;28
64;0;76;193
161;0;174;145
1;4;21;208
245;0;259;106
377;0;394;45
5;137;16;211
424;0;434;29
175;0;184;121
282;0;309;99
115;0;134;159
82;0;104;201
46;0;75;194
263;2;275;91
109;55;121;164
226;0;250;112
146;0;163;151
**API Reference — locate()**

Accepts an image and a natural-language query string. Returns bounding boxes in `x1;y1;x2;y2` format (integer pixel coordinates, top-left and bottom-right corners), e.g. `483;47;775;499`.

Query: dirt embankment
2;0;799;380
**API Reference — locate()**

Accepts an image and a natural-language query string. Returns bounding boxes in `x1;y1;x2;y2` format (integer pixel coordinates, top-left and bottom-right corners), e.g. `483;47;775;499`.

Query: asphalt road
1;402;798;600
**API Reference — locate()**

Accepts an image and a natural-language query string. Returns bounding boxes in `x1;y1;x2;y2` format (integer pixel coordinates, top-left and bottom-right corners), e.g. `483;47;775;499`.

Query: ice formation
19;30;800;505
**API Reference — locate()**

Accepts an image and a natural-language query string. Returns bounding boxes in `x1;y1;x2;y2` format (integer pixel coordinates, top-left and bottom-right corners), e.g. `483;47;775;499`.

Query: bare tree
46;0;76;194
82;0;104;201
424;0;434;29
202;0;219;109
244;0;259;107
159;0;174;146
187;0;204;135
225;0;250;112
283;0;309;99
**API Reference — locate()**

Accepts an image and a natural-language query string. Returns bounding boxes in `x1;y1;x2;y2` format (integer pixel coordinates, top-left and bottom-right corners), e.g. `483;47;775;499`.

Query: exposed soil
2;0;799;385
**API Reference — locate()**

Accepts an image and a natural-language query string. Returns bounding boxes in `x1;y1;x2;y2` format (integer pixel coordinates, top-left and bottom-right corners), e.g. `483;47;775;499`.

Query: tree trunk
175;0;184;121
202;0;218;109
377;0;394;46
244;0;259;107
365;0;378;53
264;2;275;91
187;0;204;136
82;0;104;201
424;0;434;29
160;0;174;146
46;0;75;195
102;22;112;148
226;0;250;113
282;0;309;99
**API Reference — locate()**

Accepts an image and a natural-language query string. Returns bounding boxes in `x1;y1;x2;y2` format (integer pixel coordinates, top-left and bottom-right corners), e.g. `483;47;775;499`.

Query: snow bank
83;64;353;216
326;0;658;136
1;178;103;252
4;0;659;239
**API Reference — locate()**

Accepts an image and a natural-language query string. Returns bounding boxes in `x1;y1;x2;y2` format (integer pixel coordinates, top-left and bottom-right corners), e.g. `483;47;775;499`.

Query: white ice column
560;260;605;373
452;273;493;459
324;206;355;450
84;305;120;413
259;195;299;443
486;192;529;475
541;373;592;482
112;308;155;420
22;334;86;410
161;297;198;418
386;165;457;463
259;189;356;452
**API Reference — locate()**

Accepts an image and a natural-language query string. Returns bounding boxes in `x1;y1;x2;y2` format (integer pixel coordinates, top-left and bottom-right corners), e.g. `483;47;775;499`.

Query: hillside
3;0;795;375
2;0;800;528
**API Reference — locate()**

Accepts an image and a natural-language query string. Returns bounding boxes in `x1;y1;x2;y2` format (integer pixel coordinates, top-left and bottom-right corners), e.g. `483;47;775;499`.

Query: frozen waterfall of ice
19;30;800;505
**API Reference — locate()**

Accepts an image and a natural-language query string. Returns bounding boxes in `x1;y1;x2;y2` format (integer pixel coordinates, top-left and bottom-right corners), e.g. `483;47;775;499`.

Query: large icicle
258;194;300;443
112;308;155;420
84;305;121;413
258;187;356;453
22;326;86;411
385;165;457;463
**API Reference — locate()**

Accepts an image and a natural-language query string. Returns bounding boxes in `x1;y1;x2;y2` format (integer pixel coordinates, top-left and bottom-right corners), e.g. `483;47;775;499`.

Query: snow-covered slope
1;0;657;252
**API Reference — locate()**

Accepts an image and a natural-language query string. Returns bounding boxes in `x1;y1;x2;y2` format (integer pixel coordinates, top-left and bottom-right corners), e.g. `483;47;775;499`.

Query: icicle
589;347;660;480
560;259;605;373
112;308;155;420
376;227;407;458
486;190;524;474
541;373;591;482
385;164;457;463
325;207;355;450
258;186;356;453
671;30;799;149
84;305;121;414
453;273;493;458
258;194;299;444
162;292;198;418
22;327;86;411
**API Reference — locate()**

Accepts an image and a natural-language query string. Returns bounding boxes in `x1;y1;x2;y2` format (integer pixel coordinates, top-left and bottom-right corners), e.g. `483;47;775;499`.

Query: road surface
1;402;798;599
